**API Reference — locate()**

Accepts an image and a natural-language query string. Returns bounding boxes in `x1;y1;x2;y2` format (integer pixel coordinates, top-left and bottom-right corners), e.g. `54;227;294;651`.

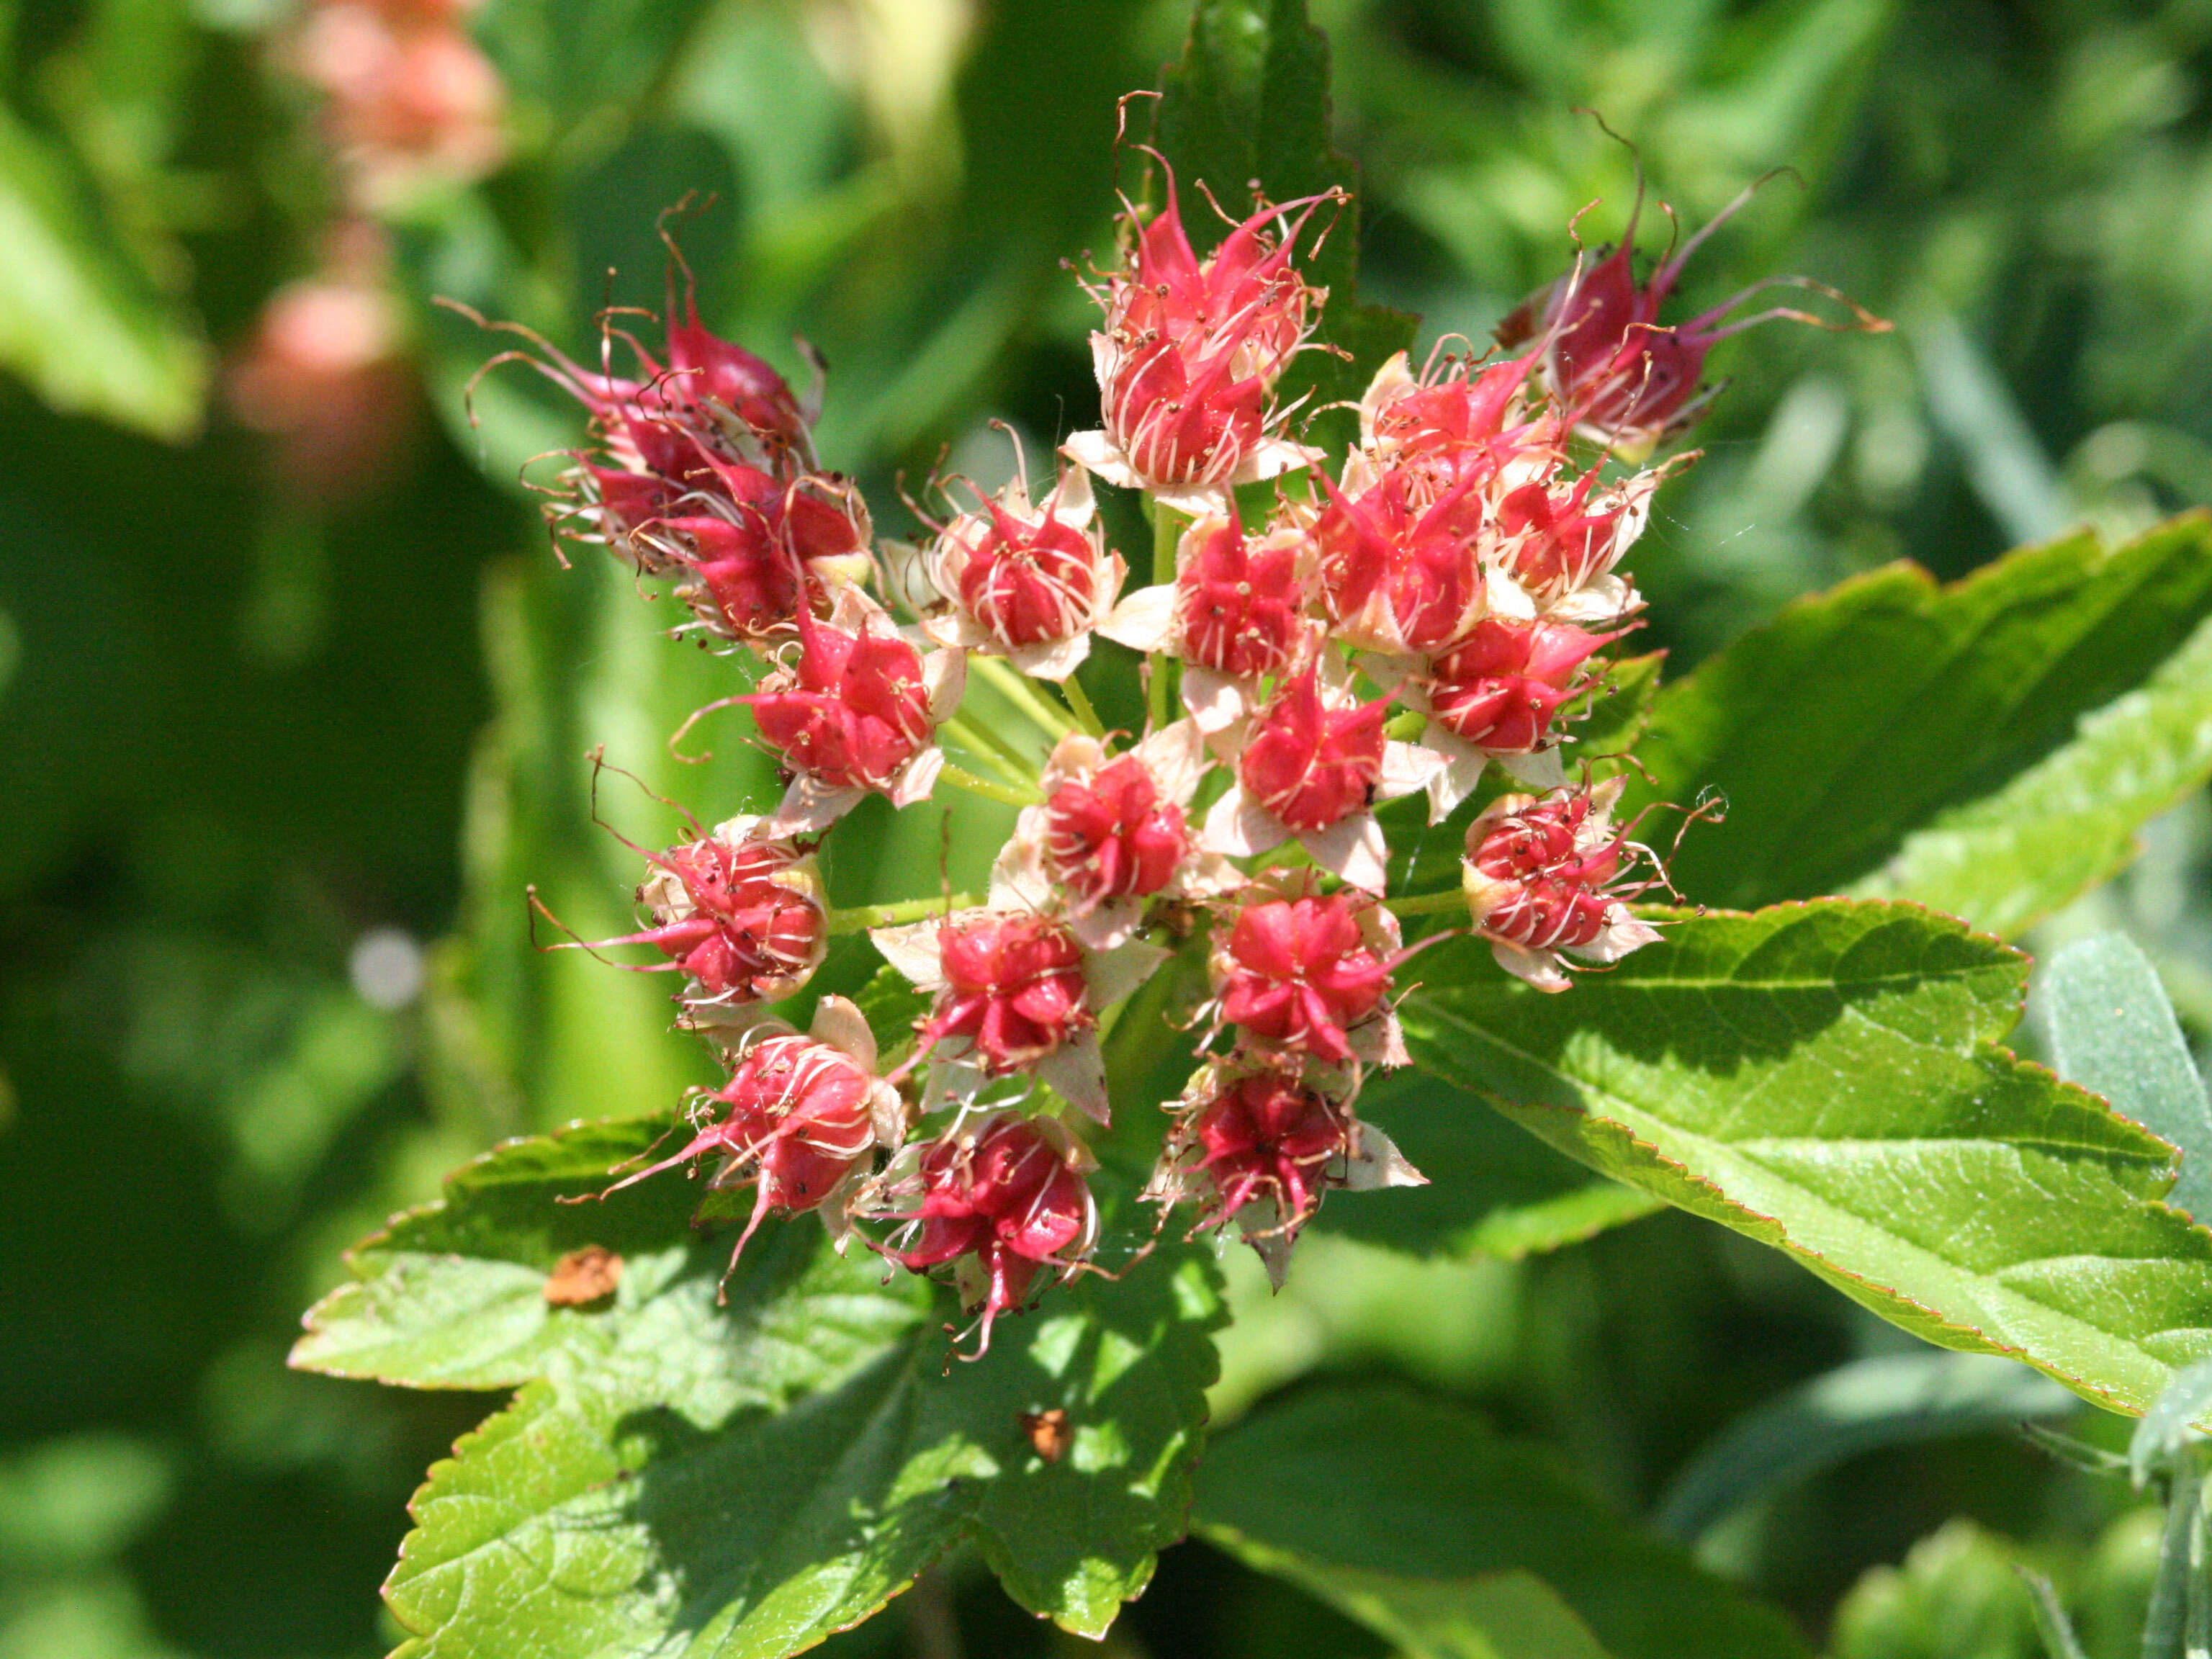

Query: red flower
1210;889;1401;1066
922;914;1094;1076
1421;617;1617;753
1043;755;1189;909
1238;665;1388;835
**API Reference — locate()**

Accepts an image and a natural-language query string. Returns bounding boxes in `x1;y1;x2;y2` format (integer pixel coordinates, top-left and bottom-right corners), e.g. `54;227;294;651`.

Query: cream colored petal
1232;435;1323;485
869;919;950;989
1007;633;1092;682
1420;728;1488;823
1060;430;1144;491
765;777;868;836
1566;908;1663;966
1037;1033;1112;1125
1341;1120;1426;1190
1043;463;1096;530
1097;582;1177;653
1377;739;1445;804
1069;898;1144;951
1084;936;1172;1010
1490;938;1572;993
1201;785;1290;858
1495;747;1567;791
1151;481;1236;517
808;993;878;1073
922;644;968;722
1136;716;1210;805
1179;666;1249;737
1303;812;1390;894
886;745;945;809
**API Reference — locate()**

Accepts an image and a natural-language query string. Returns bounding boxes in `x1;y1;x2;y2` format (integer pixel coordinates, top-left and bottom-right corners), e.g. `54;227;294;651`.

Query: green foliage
1828;1520;2045;1659
1193;1386;1810;1659
2040;934;2212;1226
1625;517;2212;931
294;1120;1224;1649
1401;902;2212;1416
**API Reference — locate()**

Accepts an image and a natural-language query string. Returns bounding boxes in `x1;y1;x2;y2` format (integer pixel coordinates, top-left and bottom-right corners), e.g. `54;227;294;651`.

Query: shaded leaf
1311;1066;1660;1261
1653;1353;2077;1543
295;1119;1223;1649
1195;1386;1808;1659
1629;516;2212;930
1401;902;2212;1417
2041;933;2212;1226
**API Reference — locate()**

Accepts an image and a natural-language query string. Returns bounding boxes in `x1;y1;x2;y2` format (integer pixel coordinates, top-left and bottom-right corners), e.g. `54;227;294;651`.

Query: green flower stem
1060;673;1106;738
1386;887;1468;919
1147;500;1182;733
969;653;1079;743
827;891;984;935
938;764;1041;807
940;716;1035;786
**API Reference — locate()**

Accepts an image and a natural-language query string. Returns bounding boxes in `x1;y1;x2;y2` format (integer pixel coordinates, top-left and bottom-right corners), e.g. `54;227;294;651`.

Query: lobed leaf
1401;901;2212;1417
1194;1385;1809;1659
1629;516;2212;932
295;1120;1223;1651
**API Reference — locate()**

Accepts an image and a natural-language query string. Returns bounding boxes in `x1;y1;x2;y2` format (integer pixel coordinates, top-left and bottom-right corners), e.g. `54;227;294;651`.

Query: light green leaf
1194;1386;1809;1659
2040;933;2212;1226
1401;901;2212;1417
0;105;203;439
1653;1353;2077;1544
295;1119;1223;1650
1630;516;2212;932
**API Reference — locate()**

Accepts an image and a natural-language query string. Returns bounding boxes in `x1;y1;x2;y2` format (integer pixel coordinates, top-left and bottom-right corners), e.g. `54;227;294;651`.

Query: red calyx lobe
1238;667;1387;834
1493;474;1630;601
748;615;931;791
1424;618;1614;751
1217;892;1393;1065
897;1116;1093;1328
1313;469;1487;653
1043;755;1187;906
1192;1071;1348;1233
1175;514;1304;679
926;914;1092;1073
642;837;822;998
956;501;1098;648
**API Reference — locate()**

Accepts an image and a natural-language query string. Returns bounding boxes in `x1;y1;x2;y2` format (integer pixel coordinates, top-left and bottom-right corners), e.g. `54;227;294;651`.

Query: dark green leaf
1653;1353;2077;1543
295;1119;1223;1649
1629;517;2212;930
1195;1386;1809;1659
2040;934;2212;1226
1155;0;1415;453
1401;901;2212;1416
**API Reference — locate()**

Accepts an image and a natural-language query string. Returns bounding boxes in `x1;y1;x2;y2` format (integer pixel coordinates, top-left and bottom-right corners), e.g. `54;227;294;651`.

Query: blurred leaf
1629;516;2212;929
1575;651;1667;769
295;1118;1223;1649
1311;1066;1660;1261
1156;0;1415;453
474;0;720;126
2041;934;2212;1227
1194;1386;1809;1659
0;105;203;439
2128;1357;2212;1487
1653;1353;2077;1543
1401;901;2212;1417
1829;1519;2044;1659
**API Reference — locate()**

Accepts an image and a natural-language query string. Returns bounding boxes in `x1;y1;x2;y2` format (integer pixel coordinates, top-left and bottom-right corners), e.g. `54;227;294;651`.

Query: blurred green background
4;0;2211;1653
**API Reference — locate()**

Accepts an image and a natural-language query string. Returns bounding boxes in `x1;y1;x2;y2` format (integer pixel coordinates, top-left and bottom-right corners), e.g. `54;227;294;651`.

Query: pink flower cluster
526;152;1837;1347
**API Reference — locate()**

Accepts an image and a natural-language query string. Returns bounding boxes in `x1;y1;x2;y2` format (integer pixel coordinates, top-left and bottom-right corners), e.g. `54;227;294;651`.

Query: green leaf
1401;901;2212;1417
295;1119;1223;1649
1310;1066;1660;1261
0;105;203;439
1653;1353;2077;1544
1629;516;2212;931
1194;1385;1809;1659
1830;1520;2044;1659
2040;933;2212;1226
1155;0;1415;452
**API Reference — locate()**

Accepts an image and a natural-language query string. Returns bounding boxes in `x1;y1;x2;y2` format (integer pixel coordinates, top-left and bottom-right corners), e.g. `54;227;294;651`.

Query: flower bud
633;820;828;1010
1238;665;1388;835
1461;781;1660;992
924;914;1094;1076
891;1112;1099;1352
1208;887;1403;1066
1421;617;1615;753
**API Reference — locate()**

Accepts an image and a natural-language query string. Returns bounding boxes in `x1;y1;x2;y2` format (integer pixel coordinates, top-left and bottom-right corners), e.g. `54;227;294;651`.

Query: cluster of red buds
523;140;1867;1349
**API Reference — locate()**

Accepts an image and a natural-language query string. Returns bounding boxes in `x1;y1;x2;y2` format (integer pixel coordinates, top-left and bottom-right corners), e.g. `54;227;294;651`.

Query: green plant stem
2144;1455;2202;1659
940;716;1035;787
938;765;1040;807
1386;888;1468;919
970;653;1078;742
1060;673;1105;738
827;891;984;935
1147;500;1182;733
